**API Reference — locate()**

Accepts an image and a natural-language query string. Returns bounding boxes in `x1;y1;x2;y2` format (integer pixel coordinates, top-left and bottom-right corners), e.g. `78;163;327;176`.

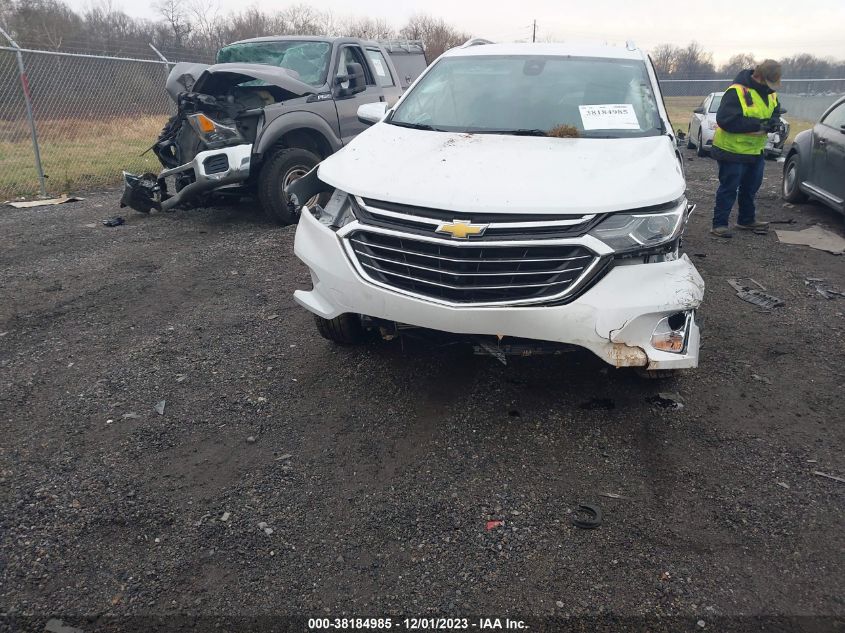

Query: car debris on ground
813;471;845;484
572;503;602;529
102;216;125;227
804;278;844;300
727;278;785;309
6;195;84;208
775;226;845;255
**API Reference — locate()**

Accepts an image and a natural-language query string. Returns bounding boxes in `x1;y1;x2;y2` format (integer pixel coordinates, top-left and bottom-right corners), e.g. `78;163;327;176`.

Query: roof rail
461;38;494;48
377;39;425;53
626;40;637;51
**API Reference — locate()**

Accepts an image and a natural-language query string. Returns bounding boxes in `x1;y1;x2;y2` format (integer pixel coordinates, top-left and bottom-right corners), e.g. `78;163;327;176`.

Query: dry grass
0;115;168;199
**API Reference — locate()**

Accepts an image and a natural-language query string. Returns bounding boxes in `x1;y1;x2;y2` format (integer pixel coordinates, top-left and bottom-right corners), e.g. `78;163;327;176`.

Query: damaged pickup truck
121;37;425;224
289;41;705;376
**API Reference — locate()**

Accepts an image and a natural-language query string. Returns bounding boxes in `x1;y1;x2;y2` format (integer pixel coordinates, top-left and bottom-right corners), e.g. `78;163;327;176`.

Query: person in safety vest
710;59;782;238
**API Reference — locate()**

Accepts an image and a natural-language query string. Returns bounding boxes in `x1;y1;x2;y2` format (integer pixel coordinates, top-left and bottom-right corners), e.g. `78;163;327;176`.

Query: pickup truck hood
317;123;685;215
165;62;315;101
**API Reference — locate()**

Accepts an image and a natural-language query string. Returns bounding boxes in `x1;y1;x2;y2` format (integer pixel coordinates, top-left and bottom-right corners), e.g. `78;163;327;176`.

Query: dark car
782;95;845;214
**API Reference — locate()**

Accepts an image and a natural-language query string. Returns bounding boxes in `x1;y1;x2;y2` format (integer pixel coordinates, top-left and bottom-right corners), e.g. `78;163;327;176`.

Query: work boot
736;220;770;231
710;226;733;238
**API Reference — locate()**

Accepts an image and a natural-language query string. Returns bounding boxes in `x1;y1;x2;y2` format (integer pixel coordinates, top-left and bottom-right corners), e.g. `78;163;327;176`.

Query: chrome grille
347;230;598;305
356;197;599;240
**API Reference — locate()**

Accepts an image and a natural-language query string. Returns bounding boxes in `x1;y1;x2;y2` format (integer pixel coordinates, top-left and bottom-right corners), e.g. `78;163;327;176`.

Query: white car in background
687;91;789;158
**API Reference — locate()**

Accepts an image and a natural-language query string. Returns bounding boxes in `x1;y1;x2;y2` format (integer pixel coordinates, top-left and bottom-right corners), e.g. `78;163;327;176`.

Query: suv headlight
588;199;688;255
315;189;356;229
187;113;244;146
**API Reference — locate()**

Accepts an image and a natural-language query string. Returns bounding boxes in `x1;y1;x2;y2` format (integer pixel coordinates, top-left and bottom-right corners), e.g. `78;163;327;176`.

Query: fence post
0;27;48;198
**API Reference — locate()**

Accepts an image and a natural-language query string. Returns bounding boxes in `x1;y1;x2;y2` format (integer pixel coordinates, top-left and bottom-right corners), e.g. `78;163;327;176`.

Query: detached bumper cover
121;144;252;212
293;210;704;370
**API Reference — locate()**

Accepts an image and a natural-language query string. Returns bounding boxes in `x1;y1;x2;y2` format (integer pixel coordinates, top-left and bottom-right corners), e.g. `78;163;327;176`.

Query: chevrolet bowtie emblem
435;219;489;239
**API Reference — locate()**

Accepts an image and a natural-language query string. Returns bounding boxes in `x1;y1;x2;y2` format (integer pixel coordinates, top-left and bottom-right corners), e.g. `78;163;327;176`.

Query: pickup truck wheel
258;147;326;225
314;313;365;344
782;154;808;203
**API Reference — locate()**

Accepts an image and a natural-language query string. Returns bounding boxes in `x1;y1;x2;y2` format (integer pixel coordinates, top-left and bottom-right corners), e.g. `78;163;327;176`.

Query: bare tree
719;53;756;77
650;43;681;76
399;14;469;60
674;41;715;78
155;0;191;48
342;16;394;40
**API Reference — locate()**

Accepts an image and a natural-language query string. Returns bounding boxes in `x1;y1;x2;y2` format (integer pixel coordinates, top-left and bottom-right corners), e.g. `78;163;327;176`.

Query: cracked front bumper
293;209;704;370
120;144;252;213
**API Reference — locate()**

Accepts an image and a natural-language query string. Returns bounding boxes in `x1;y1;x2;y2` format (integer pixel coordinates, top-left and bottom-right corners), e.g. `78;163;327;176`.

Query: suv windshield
217;41;331;87
390;55;663;137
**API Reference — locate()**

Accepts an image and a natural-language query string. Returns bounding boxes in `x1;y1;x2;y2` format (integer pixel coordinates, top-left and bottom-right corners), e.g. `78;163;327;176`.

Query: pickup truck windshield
390;55;663;137
217;41;331;87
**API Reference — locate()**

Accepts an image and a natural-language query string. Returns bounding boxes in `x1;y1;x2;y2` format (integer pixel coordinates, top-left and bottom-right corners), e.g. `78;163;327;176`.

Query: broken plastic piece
120;172;161;213
813;471;845;484
572;503;602;529
485;520;504;531
102;217;125;227
727;279;784;309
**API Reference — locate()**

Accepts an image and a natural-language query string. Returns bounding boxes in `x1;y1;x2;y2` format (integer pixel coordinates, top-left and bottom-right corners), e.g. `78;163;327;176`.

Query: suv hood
317;123;685;215
165;62;316;101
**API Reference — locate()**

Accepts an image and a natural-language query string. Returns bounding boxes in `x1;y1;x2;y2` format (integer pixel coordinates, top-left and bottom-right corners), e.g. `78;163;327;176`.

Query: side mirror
336;62;366;97
693;106;705;115
357;102;388;125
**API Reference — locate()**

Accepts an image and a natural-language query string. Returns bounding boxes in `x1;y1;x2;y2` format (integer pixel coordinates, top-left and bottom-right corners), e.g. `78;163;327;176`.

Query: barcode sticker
578;104;640;130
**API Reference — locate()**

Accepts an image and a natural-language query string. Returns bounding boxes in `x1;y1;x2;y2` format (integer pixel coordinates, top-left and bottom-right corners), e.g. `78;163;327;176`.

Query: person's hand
759;118;780;133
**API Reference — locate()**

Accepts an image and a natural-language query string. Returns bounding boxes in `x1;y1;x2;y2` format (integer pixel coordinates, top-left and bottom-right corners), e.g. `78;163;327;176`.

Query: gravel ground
1;151;844;633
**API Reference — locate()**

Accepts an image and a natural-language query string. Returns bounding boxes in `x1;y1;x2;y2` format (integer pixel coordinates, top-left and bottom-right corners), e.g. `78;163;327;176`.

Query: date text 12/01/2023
307;618;528;630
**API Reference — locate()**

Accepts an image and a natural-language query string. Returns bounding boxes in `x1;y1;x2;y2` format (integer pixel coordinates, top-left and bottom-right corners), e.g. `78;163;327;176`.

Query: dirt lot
1;151;844;632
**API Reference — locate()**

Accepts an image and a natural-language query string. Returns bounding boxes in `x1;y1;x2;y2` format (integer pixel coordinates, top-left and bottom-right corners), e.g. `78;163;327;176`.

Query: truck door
333;44;384;145
365;47;402;106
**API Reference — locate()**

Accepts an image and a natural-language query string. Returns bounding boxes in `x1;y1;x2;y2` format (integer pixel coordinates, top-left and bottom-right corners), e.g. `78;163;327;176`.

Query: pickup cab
289;41;705;376
121;36;426;224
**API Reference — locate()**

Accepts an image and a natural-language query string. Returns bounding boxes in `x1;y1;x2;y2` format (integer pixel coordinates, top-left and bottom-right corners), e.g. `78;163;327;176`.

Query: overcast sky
66;0;845;64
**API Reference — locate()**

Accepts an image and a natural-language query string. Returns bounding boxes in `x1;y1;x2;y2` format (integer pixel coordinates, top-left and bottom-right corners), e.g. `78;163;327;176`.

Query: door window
366;49;395;87
336;46;374;89
821;102;845;129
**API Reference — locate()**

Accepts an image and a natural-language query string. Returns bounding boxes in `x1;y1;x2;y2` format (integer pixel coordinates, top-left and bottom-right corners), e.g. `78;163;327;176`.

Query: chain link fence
0;42;844;200
0;42;177;199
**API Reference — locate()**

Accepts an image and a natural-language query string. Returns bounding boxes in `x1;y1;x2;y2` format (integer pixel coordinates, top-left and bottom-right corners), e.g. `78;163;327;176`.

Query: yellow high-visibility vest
713;84;778;155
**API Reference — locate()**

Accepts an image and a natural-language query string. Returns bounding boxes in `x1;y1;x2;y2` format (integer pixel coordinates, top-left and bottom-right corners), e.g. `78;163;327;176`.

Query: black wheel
257;147;328;225
314;313;364;344
696;130;707;157
686;126;695;149
782;153;808;203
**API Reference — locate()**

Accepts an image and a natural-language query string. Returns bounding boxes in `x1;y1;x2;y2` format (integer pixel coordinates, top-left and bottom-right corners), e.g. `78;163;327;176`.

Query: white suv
289;41;704;373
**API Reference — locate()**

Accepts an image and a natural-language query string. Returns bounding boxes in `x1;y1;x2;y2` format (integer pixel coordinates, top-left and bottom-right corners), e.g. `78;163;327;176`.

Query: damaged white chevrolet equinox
288;41;704;374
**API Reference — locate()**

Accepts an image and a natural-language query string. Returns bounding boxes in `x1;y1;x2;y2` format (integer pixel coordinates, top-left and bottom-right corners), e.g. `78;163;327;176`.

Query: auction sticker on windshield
372;58;386;77
578;104;640;130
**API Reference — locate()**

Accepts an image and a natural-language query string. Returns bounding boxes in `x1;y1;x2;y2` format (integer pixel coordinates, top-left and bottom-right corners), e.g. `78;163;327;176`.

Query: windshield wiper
469;128;549;136
388;120;441;131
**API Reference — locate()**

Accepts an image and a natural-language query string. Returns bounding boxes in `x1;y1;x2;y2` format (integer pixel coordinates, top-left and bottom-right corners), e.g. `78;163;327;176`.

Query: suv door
333;44;384;144
813;101;845;207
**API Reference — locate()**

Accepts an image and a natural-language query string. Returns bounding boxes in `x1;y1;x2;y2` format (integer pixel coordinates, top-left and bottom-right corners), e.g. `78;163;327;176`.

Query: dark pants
712;155;765;228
